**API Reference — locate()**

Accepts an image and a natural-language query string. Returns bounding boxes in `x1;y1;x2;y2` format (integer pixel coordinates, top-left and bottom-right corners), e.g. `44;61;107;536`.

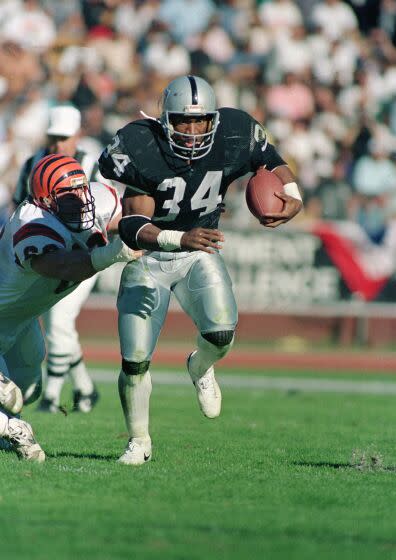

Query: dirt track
83;344;396;373
78;307;396;372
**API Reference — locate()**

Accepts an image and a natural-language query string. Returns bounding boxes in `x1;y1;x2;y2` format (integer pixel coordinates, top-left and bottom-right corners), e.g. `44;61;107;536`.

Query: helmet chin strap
139;110;159;123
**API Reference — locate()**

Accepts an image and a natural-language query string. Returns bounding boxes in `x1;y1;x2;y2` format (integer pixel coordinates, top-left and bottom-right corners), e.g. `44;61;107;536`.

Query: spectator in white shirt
311;0;358;42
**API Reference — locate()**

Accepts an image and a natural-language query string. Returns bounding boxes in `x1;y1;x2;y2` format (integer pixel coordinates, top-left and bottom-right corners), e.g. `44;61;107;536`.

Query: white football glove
90;236;140;271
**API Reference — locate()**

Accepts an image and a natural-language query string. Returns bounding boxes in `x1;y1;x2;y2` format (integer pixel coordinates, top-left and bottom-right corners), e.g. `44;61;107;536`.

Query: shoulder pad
90;181;121;219
119;119;163;152
218;107;254;136
219;107;268;149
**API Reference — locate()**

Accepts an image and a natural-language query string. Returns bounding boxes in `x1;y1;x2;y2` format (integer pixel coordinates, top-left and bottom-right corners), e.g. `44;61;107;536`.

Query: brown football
246;168;284;221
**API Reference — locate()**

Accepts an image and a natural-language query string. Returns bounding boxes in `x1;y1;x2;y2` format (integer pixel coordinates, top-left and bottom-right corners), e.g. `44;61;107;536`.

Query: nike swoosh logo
144;453;151;461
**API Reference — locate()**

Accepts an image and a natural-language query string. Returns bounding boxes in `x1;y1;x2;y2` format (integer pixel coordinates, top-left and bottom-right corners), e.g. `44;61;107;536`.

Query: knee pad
202;330;234;347
122;359;150;376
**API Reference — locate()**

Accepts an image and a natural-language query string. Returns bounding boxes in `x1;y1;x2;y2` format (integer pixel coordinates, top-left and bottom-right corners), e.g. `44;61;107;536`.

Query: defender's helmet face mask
160;75;220;160
29;154;95;232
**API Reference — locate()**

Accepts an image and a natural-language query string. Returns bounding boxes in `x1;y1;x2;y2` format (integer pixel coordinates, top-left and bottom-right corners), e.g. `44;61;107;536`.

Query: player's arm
30;183;140;281
262;164;303;228
31;249;98;281
107;211;122;234
30;238;139;282
120;193;224;254
250;119;303;227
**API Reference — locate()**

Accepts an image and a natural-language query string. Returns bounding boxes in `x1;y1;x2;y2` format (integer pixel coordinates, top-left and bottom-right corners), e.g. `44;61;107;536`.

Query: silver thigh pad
173;251;238;333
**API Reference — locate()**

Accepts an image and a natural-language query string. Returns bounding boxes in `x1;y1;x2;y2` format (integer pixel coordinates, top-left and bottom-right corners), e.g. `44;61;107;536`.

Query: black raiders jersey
98;107;286;231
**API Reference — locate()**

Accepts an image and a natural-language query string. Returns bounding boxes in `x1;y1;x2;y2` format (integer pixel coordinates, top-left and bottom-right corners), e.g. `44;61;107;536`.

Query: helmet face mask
160;75;220;160
55;176;95;232
29;155;95;232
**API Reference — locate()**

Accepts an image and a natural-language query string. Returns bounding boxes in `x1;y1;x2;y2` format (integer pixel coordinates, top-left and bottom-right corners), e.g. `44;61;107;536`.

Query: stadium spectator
98;75;303;466
273;24;312;76
258;0;303;35
352;136;396;197
379;0;396;44
197;17;236;65
310;0;358;42
350;137;396;242
113;0;160;42
157;0;216;45
304;157;353;220
142;31;191;77
281;117;336;191
0;40;44;101
266;72;315;121
0;0;56;54
217;0;253;43
0;154;140;462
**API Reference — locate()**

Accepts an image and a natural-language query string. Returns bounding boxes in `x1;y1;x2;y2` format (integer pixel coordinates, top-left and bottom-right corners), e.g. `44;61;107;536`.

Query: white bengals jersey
0;181;120;353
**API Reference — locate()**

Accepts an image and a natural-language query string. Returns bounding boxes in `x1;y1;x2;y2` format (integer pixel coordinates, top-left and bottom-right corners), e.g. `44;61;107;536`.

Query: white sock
43;375;65;404
189;334;234;381
69;360;94;395
118;370;152;439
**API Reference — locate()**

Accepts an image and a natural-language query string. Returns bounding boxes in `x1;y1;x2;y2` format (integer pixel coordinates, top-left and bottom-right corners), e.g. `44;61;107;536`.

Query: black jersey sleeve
248;117;286;171
98;125;154;197
219;108;286;175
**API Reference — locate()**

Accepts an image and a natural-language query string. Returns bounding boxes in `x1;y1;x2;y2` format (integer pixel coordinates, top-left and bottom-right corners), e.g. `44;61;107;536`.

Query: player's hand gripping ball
246;168;284;223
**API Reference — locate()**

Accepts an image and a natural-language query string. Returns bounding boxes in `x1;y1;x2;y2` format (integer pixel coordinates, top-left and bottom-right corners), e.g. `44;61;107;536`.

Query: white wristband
283;182;302;201
157;230;185;251
90;236;136;271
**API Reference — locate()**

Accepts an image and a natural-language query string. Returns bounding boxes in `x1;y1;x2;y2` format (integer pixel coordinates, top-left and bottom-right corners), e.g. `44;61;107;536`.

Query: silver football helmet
160;75;220;160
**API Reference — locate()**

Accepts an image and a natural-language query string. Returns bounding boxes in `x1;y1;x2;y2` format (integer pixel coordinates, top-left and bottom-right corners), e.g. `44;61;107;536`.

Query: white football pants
0;319;45;404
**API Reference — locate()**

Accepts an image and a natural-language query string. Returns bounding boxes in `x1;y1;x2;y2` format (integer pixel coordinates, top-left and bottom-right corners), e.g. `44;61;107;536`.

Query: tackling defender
99;74;303;465
13;105;111;414
0;154;139;462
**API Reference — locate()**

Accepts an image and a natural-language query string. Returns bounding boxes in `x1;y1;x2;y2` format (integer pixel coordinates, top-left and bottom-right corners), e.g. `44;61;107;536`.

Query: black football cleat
72;387;100;413
37;397;61;414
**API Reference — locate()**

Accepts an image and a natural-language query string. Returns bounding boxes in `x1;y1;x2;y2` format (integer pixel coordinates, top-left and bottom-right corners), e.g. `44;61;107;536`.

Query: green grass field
2;366;396;560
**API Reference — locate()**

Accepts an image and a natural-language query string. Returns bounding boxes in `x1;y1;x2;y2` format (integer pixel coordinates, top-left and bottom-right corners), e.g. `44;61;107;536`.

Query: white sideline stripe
90;369;396;396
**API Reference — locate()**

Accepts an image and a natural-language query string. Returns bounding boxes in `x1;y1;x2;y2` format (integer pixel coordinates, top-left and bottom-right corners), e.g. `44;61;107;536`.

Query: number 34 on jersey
156;171;223;222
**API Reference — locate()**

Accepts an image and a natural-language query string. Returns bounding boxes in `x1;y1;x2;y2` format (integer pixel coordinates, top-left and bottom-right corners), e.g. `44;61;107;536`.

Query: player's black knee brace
202;330;234;347
122;358;150;376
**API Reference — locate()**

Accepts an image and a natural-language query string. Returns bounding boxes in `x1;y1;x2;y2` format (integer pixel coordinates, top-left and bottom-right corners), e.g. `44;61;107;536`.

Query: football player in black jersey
98;75;303;465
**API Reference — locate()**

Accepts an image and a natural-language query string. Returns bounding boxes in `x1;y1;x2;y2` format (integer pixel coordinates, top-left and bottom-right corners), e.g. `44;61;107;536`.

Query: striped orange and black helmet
29;154;95;231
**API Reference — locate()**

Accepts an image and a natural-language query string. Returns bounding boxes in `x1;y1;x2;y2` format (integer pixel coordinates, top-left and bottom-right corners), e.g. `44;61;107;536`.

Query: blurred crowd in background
0;0;396;242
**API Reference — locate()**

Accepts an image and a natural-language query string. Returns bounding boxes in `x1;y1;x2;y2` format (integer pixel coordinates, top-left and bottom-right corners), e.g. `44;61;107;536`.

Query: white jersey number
157;171;222;222
157;177;186;222
107;136;131;178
